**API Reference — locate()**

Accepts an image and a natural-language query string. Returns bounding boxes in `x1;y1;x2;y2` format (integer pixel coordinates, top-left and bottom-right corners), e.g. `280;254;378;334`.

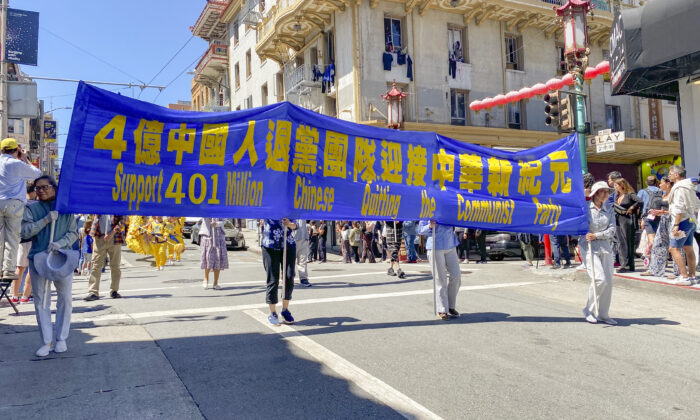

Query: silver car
191;218;246;249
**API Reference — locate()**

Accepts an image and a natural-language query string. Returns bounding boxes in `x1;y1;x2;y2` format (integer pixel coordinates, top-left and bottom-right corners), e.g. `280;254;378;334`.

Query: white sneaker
213;284;221;290
202;280;208;290
35;343;52;357
583;308;597;324
672;276;692;286
600;318;618;326
54;340;67;353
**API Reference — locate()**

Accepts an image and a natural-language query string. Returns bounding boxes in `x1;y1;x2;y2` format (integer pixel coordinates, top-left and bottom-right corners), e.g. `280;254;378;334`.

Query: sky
10;0;210;165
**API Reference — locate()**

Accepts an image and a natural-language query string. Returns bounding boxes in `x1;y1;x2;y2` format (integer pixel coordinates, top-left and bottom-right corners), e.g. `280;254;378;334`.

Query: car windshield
224;220;235;229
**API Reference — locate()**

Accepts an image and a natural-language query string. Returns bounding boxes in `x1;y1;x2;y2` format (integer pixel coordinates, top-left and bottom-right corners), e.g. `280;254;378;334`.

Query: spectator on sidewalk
84;215;124;301
308;221;319;262
200;218;228;290
579;181;617;325
457;228;470;263
80;222;94;276
0;138;41;281
519;233;536;267
262;218;296;326
667;165;700;285
349;222;362;263
341;222;352;263
474;228;487;264
613;178;642;273
361;221;377;263
642;176;673;277
402;220;418;263
318;221;327;263
418;220;461;320
550;235;572;269
11;183;37;304
21;175;79;356
638;176;662;246
294;219;312;287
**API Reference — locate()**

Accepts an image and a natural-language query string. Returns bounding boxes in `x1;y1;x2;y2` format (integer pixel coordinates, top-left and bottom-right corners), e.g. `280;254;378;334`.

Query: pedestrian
261;218;296;325
607;171;622;202
519;233;535;267
84;214;124;301
341;222;352;263
583;172;595;197
456;228;470;263
200;217;229;290
579;181;618;325
641;176;673;277
80;222;94;276
308;221;319;262
550;235;572;269
637;176;662;248
21;175;79;356
165;217;184;265
147;216;168;272
402;220;418;263
349;221;362;263
318;220;327;263
361;220;376;263
667;165;700;285
11;183;37;304
474;228;487;263
612;178;642;273
418;220;461;320
0;138;42;281
294;219;312;287
384;221;406;278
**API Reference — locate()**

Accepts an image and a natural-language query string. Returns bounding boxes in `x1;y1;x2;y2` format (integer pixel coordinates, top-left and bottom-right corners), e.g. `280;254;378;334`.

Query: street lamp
45;106;71;113
556;0;591;172
382;81;407;129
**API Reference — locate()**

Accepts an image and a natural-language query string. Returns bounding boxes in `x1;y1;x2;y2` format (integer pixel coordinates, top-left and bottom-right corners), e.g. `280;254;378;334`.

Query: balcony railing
194;44;229;83
539;0;611;12
284;64;323;94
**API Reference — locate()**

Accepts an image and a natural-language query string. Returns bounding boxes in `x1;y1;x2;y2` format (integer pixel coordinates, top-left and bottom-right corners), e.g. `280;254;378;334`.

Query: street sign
596;142;615;153
590;130;625;153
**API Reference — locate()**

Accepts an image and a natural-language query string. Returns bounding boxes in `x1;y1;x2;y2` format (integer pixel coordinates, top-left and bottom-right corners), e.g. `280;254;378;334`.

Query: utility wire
152;54;202;103
138;35;195;99
41;26;146;84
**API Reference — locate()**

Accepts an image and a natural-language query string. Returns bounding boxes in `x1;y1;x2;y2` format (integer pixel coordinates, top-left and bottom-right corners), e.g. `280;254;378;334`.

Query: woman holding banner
579;181;618;325
418;220;461;320
200;217;228;290
262;218;297;325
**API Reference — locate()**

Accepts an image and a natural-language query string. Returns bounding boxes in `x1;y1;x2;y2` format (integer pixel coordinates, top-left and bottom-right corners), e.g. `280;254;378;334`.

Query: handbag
635;231;649;257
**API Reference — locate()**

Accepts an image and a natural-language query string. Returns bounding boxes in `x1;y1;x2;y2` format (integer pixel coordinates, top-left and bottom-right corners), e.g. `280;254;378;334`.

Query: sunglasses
35;185;53;191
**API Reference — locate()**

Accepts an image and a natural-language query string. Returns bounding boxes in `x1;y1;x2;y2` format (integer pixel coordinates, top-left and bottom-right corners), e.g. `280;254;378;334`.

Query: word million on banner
57;82;588;235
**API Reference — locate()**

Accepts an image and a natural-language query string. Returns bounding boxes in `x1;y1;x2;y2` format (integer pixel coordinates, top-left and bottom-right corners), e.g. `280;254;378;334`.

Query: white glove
47;211;59;222
47;242;61;253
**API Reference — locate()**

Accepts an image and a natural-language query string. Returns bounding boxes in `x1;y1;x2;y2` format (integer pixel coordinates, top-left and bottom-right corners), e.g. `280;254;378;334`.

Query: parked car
182;217;200;238
484;231;523;261
191;218;246;249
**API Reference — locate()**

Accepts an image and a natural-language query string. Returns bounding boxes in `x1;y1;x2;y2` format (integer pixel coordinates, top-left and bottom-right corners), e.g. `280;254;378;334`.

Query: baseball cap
691;177;699;184
1;138;18;150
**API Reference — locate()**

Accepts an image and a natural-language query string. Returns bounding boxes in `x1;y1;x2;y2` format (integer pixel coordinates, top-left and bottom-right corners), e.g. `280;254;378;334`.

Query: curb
574;269;700;301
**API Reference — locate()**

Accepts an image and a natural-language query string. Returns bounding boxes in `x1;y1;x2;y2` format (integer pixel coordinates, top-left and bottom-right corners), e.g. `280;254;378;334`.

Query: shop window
450;89;468;126
384;16;403;52
508;101;524;130
448;26;468;63
505;35;522;71
605;105;622;131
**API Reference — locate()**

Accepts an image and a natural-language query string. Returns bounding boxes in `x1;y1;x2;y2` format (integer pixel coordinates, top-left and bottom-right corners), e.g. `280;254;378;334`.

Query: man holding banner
262;219;297;325
418;220;461;320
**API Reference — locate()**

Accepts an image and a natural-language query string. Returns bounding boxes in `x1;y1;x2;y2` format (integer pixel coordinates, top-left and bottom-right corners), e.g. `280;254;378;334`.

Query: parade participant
579;181;617;325
318;220;327;263
385;221;405;278
262;218;296;325
361;220;377;263
80;221;94;276
165;217;184;265
173;217;185;263
0;138;42;281
200;217;228;290
667;165;700;285
125;215;151;255
341;222;352;263
84;214;124;301
148;216;168;272
21;175;78;356
294;219;312;287
418;220;461;320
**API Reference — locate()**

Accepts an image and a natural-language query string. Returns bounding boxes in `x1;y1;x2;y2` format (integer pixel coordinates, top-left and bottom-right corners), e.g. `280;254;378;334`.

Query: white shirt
0;154;42;201
668;178;700;223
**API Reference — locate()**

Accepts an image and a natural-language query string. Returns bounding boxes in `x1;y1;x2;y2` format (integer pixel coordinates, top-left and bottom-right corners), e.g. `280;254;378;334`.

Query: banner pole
588;241;599;317
432;223;437;316
282;223;288;303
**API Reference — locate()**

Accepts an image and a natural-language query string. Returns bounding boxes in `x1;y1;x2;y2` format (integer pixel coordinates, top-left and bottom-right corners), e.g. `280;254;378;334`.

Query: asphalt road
2;238;700;419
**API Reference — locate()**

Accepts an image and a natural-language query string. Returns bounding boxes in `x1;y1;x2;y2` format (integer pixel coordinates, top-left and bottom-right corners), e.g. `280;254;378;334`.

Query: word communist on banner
57;82;588;235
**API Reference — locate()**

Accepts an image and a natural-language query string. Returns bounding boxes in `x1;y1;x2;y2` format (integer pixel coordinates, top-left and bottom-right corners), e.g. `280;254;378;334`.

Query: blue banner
6;8;39;66
58;82;588;234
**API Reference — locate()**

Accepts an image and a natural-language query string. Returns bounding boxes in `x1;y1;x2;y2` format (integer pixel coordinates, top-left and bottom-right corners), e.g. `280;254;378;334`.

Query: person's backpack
644;188;664;215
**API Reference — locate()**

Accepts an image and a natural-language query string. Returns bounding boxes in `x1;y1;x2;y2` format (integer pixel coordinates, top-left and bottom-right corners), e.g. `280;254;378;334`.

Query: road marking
244;308;443;420
81;280;553;322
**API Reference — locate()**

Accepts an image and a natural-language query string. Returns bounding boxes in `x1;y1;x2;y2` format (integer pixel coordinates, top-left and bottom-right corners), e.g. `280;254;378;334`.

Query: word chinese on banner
57;82;588;235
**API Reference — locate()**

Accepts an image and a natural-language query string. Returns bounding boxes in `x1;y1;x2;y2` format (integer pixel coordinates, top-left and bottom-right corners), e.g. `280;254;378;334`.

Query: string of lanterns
469;60;610;112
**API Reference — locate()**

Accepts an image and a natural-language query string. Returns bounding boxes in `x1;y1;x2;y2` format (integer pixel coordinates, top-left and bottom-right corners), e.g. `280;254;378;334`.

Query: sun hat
588;181;614;198
1;138;18;149
33;248;80;282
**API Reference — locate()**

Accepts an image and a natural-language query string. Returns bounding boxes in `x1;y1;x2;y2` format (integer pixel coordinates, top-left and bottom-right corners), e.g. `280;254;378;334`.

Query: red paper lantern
469;100;482;111
493;94;507;107
505;91;519;103
532;83;548;96
519;86;534;100
584;66;598;80
562;73;574;86
595;60;610;74
546;78;564;91
481;97;494;109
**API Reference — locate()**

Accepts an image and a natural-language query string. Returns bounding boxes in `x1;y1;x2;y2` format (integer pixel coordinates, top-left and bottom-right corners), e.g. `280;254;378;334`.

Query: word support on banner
57;82;588;235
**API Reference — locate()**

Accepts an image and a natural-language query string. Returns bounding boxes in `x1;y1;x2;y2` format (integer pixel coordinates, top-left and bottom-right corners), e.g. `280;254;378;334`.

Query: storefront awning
611;0;700;100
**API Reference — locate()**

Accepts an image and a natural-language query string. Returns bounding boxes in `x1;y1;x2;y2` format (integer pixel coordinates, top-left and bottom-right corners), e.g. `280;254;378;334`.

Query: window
246;50;252;79
605;105;622;131
384;16;403;51
310;47;318;66
234;63;240;89
603;49;610;61
508;101;524;129
275;72;284;102
556;43;567;75
261;83;268;106
505;35;522;70
670;131;679;141
450;90;468;126
244;96;253;109
448;26;468;63
8;119;23;134
326;31;335;63
233;19;239;46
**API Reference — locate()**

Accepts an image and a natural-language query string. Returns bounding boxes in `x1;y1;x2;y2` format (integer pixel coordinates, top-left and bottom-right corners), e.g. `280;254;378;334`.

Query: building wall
680;81;700;177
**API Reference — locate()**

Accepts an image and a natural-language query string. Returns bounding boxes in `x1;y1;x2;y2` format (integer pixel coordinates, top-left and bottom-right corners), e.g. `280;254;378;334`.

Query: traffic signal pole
574;70;588;173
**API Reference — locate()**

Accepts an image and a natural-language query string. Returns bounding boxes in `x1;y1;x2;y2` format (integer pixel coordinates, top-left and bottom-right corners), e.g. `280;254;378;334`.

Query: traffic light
544;91;574;131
